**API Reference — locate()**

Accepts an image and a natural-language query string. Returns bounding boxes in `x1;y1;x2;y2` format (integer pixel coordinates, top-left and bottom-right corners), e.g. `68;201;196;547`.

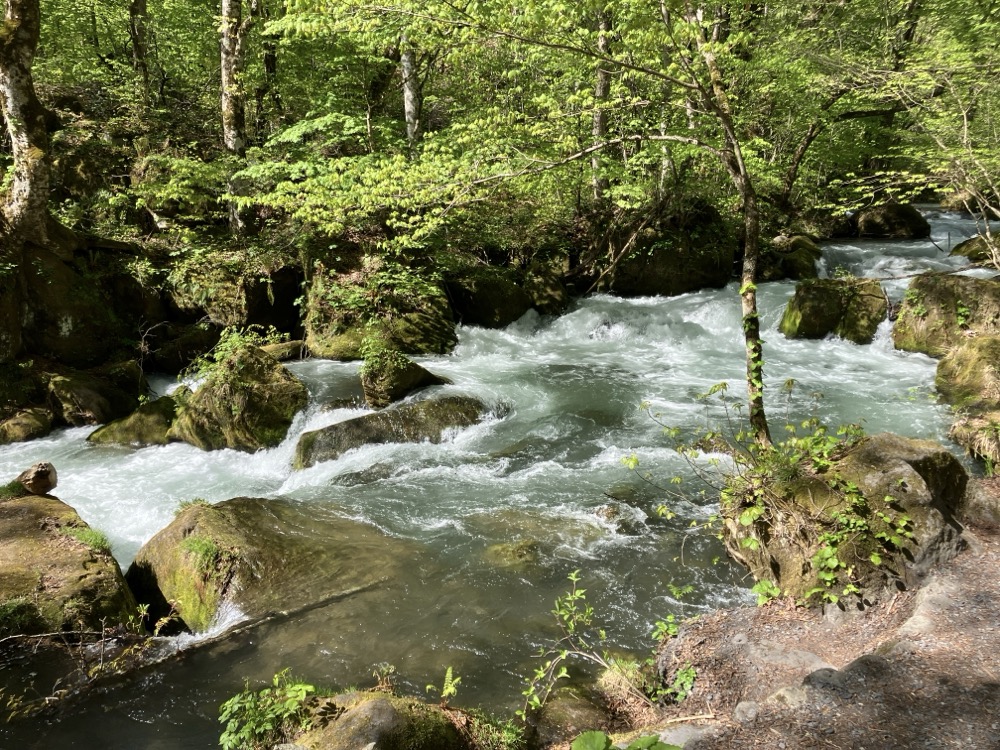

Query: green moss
0;597;45;637
0;479;26;500
181;534;220;576
63;526;112;554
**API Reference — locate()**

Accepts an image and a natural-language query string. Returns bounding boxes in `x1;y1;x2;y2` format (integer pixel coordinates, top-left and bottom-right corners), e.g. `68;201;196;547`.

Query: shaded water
0;210;980;748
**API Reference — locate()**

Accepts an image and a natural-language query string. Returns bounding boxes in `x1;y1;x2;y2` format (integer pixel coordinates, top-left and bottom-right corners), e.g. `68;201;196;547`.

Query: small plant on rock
219;669;315;750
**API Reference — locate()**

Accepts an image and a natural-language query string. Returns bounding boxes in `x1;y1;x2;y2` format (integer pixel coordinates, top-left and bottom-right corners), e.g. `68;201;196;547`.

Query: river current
0;210;983;748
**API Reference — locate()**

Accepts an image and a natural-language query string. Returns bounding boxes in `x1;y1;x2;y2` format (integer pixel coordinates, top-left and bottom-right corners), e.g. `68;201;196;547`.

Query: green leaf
571;730;613;750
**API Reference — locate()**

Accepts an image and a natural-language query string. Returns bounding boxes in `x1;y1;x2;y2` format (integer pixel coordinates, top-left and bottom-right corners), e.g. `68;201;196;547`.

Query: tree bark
591;12;612;203
128;0;151;103
0;0;50;240
400;34;422;155
220;0;257;231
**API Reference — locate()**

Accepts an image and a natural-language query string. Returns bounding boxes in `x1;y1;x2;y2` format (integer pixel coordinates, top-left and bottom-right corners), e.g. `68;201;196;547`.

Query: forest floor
633;477;1000;750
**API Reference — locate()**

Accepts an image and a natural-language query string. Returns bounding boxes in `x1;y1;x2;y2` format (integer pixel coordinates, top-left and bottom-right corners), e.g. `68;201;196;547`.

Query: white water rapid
0;209;982;748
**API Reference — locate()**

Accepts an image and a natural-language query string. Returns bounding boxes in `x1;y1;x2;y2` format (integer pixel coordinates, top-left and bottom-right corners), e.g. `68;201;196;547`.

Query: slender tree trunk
591;12;612;203
128;0;151;103
694;12;772;446
221;0;256;231
253;2;282;142
400;34;422;156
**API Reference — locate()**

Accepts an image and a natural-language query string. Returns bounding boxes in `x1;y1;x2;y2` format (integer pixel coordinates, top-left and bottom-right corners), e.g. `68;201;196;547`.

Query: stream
0;210;983;748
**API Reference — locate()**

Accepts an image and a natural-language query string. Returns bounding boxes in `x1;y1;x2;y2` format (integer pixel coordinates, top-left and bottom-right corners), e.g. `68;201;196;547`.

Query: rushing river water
0;210;984;748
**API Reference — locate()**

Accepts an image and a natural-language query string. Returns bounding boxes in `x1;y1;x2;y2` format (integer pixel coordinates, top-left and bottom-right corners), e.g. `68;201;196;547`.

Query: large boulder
0;485;136;636
87;396;179;447
305;261;457;360
950;235;997;265
146;323;222;375
524;259;571;315
723;433;968;605
760;235;823;282
360;352;450;409
294;692;470;750
294;395;492;469
854;203;931;239
893;273;1000;357
445;267;534;328
167;346;307;452
779;278;888;344
0;408;54;445
125;497;411;633
936;336;1000;466
46;367;143;427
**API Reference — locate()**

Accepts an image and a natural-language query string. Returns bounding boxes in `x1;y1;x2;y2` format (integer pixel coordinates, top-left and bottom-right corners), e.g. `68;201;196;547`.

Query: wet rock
936;336;1000;412
295;692;469;750
0;493;135;636
46;368;142;427
87;396;178;447
167;346;307;452
950;235;997;264
0;408;54;445
779;278;888;344
360;353;450;409
126;497;411;633
893;273;1000;357
723;433;969;604
524;259;571;315
534;686;609;748
483;539;540;569
146;323;221;375
760;235;822;282
445;267;534;328
261;340;309;362
16;462;58;495
294;395;492;469
854;203;931;239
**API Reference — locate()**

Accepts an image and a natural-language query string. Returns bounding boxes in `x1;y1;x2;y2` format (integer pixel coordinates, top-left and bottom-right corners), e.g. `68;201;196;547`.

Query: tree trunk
591;12;612;203
253;1;282;142
128;0;151;103
0;0;50;240
220;0;256;232
400;35;422;156
694;12;772;446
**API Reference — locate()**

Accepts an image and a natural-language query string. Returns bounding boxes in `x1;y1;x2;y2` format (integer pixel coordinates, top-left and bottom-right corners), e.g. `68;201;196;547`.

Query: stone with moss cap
892;273;1000;357
360;350;450;409
722;433;969;606
854;203;931;239
779;277;887;344
0;407;53;444
88;395;178;447
294;395;493;469
126;497;413;633
0;489;135;637
294;691;471;750
166;345;307;452
936;336;1000;467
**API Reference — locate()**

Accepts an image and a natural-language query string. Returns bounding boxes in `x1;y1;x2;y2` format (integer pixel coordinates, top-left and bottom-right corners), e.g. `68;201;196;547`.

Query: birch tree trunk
400;35;422;156
591;12;612;203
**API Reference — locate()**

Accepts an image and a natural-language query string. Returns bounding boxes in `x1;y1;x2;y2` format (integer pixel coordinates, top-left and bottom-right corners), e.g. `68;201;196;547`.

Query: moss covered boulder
854;203;931;239
167;346;307;452
445;267;534;328
0;487;136;636
723;433;968;605
46;367;143;427
305;261;457;360
87;396;178;447
760;235;823;282
936;336;1000;466
360;353;450;409
950;235;997;265
295;691;470;750
0;408;54;445
525;259;571;315
125;497;411;633
779;278;887;344
294;395;492;469
892;273;1000;357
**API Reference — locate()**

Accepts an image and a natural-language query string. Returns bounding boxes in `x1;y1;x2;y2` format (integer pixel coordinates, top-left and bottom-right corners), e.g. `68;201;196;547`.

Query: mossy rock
305;262;457;360
445;267;534;328
892;273;1000;357
45;368;142;427
483;539;540;569
0;494;136;636
524;259;571;315
295;692;471;750
779;278;887;344
360;354;450;409
606;204;735;296
854;203;931;239
935;336;1000;412
147;323;222;375
87;396;178;447
950;235;996;264
166;346;308;452
294;395;492;469
723;433;968;605
0;408;54;445
126;497;412;633
759;235;823;282
949;411;1000;468
261;340;309;362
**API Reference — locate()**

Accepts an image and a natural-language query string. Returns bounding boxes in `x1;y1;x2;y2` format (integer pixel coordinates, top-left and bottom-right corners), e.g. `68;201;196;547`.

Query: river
0;210;982;748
